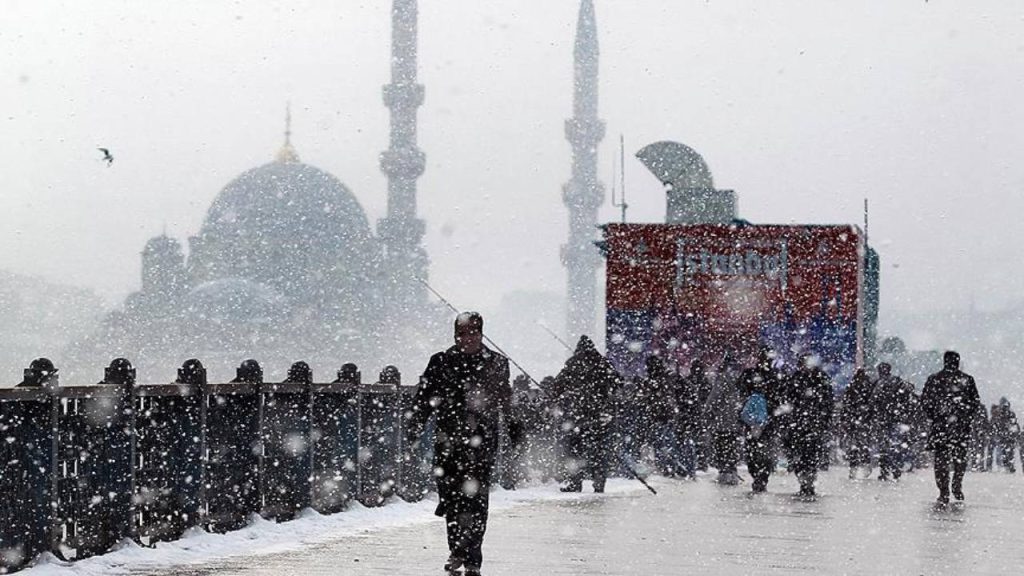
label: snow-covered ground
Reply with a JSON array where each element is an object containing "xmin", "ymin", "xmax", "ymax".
[
  {"xmin": 24, "ymin": 469, "xmax": 1024, "ymax": 575},
  {"xmin": 23, "ymin": 480, "xmax": 646, "ymax": 576}
]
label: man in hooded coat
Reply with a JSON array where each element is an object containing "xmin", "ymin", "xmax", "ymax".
[{"xmin": 551, "ymin": 335, "xmax": 620, "ymax": 492}]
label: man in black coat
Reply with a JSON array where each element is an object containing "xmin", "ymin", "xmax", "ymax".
[
  {"xmin": 920, "ymin": 351, "xmax": 982, "ymax": 504},
  {"xmin": 841, "ymin": 368, "xmax": 876, "ymax": 478},
  {"xmin": 782, "ymin": 354, "xmax": 834, "ymax": 497},
  {"xmin": 990, "ymin": 397, "xmax": 1020, "ymax": 472},
  {"xmin": 737, "ymin": 348, "xmax": 783, "ymax": 493},
  {"xmin": 405, "ymin": 312, "xmax": 518, "ymax": 576},
  {"xmin": 677, "ymin": 360, "xmax": 710, "ymax": 475},
  {"xmin": 870, "ymin": 363, "xmax": 915, "ymax": 481},
  {"xmin": 551, "ymin": 335, "xmax": 619, "ymax": 492}
]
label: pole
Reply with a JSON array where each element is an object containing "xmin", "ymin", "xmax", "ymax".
[
  {"xmin": 537, "ymin": 322, "xmax": 573, "ymax": 353},
  {"xmin": 618, "ymin": 456, "xmax": 657, "ymax": 495},
  {"xmin": 414, "ymin": 276, "xmax": 542, "ymax": 388}
]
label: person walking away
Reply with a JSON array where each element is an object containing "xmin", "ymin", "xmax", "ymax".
[
  {"xmin": 841, "ymin": 368, "xmax": 876, "ymax": 478},
  {"xmin": 920, "ymin": 351, "xmax": 982, "ymax": 505},
  {"xmin": 782, "ymin": 353, "xmax": 834, "ymax": 498},
  {"xmin": 737, "ymin": 348, "xmax": 783, "ymax": 493},
  {"xmin": 678, "ymin": 360, "xmax": 710, "ymax": 475},
  {"xmin": 704, "ymin": 354, "xmax": 744, "ymax": 485},
  {"xmin": 405, "ymin": 312, "xmax": 521, "ymax": 576},
  {"xmin": 551, "ymin": 335, "xmax": 619, "ymax": 492},
  {"xmin": 969, "ymin": 404, "xmax": 991, "ymax": 472},
  {"xmin": 991, "ymin": 397, "xmax": 1020, "ymax": 472},
  {"xmin": 870, "ymin": 363, "xmax": 915, "ymax": 481},
  {"xmin": 636, "ymin": 356, "xmax": 687, "ymax": 477}
]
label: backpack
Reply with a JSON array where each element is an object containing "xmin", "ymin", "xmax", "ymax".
[{"xmin": 741, "ymin": 392, "xmax": 769, "ymax": 428}]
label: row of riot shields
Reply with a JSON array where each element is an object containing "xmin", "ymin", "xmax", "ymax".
[{"xmin": 0, "ymin": 372, "xmax": 432, "ymax": 573}]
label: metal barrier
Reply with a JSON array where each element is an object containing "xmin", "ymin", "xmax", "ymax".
[
  {"xmin": 260, "ymin": 381, "xmax": 311, "ymax": 521},
  {"xmin": 357, "ymin": 383, "xmax": 400, "ymax": 506},
  {"xmin": 133, "ymin": 383, "xmax": 201, "ymax": 545},
  {"xmin": 52, "ymin": 385, "xmax": 133, "ymax": 561},
  {"xmin": 310, "ymin": 382, "xmax": 359, "ymax": 514},
  {"xmin": 202, "ymin": 382, "xmax": 261, "ymax": 533},
  {"xmin": 396, "ymin": 385, "xmax": 432, "ymax": 502},
  {"xmin": 0, "ymin": 388, "xmax": 54, "ymax": 573},
  {"xmin": 0, "ymin": 361, "xmax": 437, "ymax": 573}
]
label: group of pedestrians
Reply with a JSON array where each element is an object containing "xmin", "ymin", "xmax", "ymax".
[
  {"xmin": 496, "ymin": 342, "xmax": 1001, "ymax": 507},
  {"xmin": 401, "ymin": 313, "xmax": 1000, "ymax": 575}
]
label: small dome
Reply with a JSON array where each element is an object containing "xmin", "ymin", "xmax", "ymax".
[
  {"xmin": 636, "ymin": 141, "xmax": 714, "ymax": 190},
  {"xmin": 142, "ymin": 234, "xmax": 182, "ymax": 256}
]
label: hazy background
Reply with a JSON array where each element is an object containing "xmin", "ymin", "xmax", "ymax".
[{"xmin": 1, "ymin": 1, "xmax": 1022, "ymax": 395}]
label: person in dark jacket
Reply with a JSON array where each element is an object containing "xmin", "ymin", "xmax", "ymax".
[
  {"xmin": 870, "ymin": 363, "xmax": 915, "ymax": 481},
  {"xmin": 737, "ymin": 348, "xmax": 783, "ymax": 493},
  {"xmin": 781, "ymin": 353, "xmax": 834, "ymax": 497},
  {"xmin": 677, "ymin": 360, "xmax": 709, "ymax": 476},
  {"xmin": 990, "ymin": 397, "xmax": 1020, "ymax": 472},
  {"xmin": 969, "ymin": 404, "xmax": 991, "ymax": 471},
  {"xmin": 405, "ymin": 312, "xmax": 518, "ymax": 576},
  {"xmin": 920, "ymin": 351, "xmax": 982, "ymax": 504},
  {"xmin": 551, "ymin": 335, "xmax": 620, "ymax": 492},
  {"xmin": 704, "ymin": 354, "xmax": 744, "ymax": 484},
  {"xmin": 841, "ymin": 368, "xmax": 876, "ymax": 478}
]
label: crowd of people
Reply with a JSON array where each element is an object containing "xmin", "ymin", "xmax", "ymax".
[{"xmin": 499, "ymin": 338, "xmax": 1018, "ymax": 503}]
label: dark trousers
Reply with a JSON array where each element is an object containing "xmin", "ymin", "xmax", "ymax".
[
  {"xmin": 878, "ymin": 428, "xmax": 906, "ymax": 479},
  {"xmin": 932, "ymin": 442, "xmax": 968, "ymax": 498},
  {"xmin": 847, "ymin": 426, "xmax": 873, "ymax": 469},
  {"xmin": 437, "ymin": 473, "xmax": 490, "ymax": 569},
  {"xmin": 565, "ymin": 427, "xmax": 609, "ymax": 491},
  {"xmin": 713, "ymin": 430, "xmax": 740, "ymax": 474},
  {"xmin": 790, "ymin": 437, "xmax": 824, "ymax": 489},
  {"xmin": 745, "ymin": 431, "xmax": 774, "ymax": 490}
]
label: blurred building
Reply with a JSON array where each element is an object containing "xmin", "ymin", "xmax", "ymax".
[{"xmin": 68, "ymin": 1, "xmax": 444, "ymax": 382}]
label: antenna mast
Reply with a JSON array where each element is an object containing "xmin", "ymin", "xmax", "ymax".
[{"xmin": 611, "ymin": 134, "xmax": 628, "ymax": 223}]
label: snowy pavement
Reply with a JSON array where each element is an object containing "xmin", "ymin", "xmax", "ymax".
[{"xmin": 26, "ymin": 469, "xmax": 1024, "ymax": 575}]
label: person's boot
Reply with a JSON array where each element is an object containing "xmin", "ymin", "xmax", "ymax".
[
  {"xmin": 444, "ymin": 556, "xmax": 464, "ymax": 574},
  {"xmin": 560, "ymin": 481, "xmax": 582, "ymax": 493},
  {"xmin": 592, "ymin": 477, "xmax": 606, "ymax": 493},
  {"xmin": 464, "ymin": 567, "xmax": 482, "ymax": 576},
  {"xmin": 952, "ymin": 478, "xmax": 964, "ymax": 501}
]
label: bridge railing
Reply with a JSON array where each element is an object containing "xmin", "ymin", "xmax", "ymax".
[{"xmin": 0, "ymin": 362, "xmax": 432, "ymax": 574}]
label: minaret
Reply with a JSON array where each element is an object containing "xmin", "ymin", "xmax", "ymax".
[
  {"xmin": 379, "ymin": 0, "xmax": 428, "ymax": 319},
  {"xmin": 277, "ymin": 103, "xmax": 300, "ymax": 163},
  {"xmin": 563, "ymin": 0, "xmax": 605, "ymax": 342}
]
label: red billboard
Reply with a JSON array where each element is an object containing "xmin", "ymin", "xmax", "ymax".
[{"xmin": 603, "ymin": 223, "xmax": 864, "ymax": 380}]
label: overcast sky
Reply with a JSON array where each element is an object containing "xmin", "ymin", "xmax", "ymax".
[{"xmin": 2, "ymin": 0, "xmax": 1023, "ymax": 327}]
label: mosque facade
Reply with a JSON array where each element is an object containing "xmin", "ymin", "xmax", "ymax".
[{"xmin": 72, "ymin": 0, "xmax": 443, "ymax": 381}]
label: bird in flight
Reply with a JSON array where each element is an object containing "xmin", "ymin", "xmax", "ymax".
[{"xmin": 98, "ymin": 147, "xmax": 113, "ymax": 166}]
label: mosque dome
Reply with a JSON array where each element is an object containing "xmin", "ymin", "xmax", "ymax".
[{"xmin": 187, "ymin": 151, "xmax": 377, "ymax": 299}]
